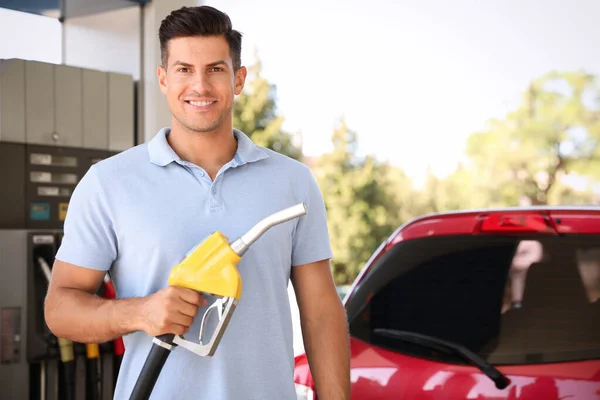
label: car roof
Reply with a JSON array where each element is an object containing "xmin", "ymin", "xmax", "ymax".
[
  {"xmin": 387, "ymin": 205, "xmax": 600, "ymax": 239},
  {"xmin": 402, "ymin": 205, "xmax": 600, "ymax": 224}
]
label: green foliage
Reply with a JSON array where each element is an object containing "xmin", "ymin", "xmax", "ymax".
[
  {"xmin": 420, "ymin": 168, "xmax": 476, "ymax": 212},
  {"xmin": 314, "ymin": 118, "xmax": 412, "ymax": 284},
  {"xmin": 465, "ymin": 71, "xmax": 600, "ymax": 205},
  {"xmin": 233, "ymin": 57, "xmax": 302, "ymax": 160}
]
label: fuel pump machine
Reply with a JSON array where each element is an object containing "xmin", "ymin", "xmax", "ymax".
[{"xmin": 0, "ymin": 58, "xmax": 135, "ymax": 400}]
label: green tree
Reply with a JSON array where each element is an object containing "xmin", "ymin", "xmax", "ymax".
[
  {"xmin": 383, "ymin": 164, "xmax": 429, "ymax": 223},
  {"xmin": 420, "ymin": 169, "xmax": 471, "ymax": 213},
  {"xmin": 465, "ymin": 71, "xmax": 600, "ymax": 206},
  {"xmin": 314, "ymin": 118, "xmax": 407, "ymax": 284},
  {"xmin": 419, "ymin": 166, "xmax": 490, "ymax": 213},
  {"xmin": 233, "ymin": 57, "xmax": 302, "ymax": 160}
]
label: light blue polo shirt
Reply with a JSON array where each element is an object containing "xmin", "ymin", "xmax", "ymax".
[{"xmin": 55, "ymin": 127, "xmax": 333, "ymax": 400}]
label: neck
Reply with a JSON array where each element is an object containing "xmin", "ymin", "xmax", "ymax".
[{"xmin": 167, "ymin": 120, "xmax": 238, "ymax": 180}]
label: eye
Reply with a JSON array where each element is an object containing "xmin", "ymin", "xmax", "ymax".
[
  {"xmin": 210, "ymin": 67, "xmax": 225, "ymax": 72},
  {"xmin": 177, "ymin": 67, "xmax": 190, "ymax": 73}
]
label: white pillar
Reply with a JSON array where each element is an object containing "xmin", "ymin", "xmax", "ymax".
[{"xmin": 61, "ymin": 0, "xmax": 202, "ymax": 145}]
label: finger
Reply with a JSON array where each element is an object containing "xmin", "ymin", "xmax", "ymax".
[
  {"xmin": 168, "ymin": 311, "xmax": 194, "ymax": 328},
  {"xmin": 177, "ymin": 301, "xmax": 200, "ymax": 318},
  {"xmin": 176, "ymin": 287, "xmax": 205, "ymax": 306}
]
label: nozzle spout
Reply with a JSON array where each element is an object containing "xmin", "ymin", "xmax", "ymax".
[{"xmin": 230, "ymin": 203, "xmax": 307, "ymax": 256}]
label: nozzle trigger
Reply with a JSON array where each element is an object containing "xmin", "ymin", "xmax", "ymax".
[
  {"xmin": 199, "ymin": 297, "xmax": 225, "ymax": 345},
  {"xmin": 172, "ymin": 296, "xmax": 238, "ymax": 358}
]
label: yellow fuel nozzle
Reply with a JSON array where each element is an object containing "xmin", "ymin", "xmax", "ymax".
[
  {"xmin": 168, "ymin": 231, "xmax": 243, "ymax": 299},
  {"xmin": 166, "ymin": 203, "xmax": 307, "ymax": 358}
]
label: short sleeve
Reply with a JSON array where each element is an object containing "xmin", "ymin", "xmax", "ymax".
[
  {"xmin": 291, "ymin": 170, "xmax": 334, "ymax": 266},
  {"xmin": 54, "ymin": 165, "xmax": 117, "ymax": 271}
]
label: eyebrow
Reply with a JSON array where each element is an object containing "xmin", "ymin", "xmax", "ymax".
[
  {"xmin": 171, "ymin": 60, "xmax": 228, "ymax": 68},
  {"xmin": 172, "ymin": 61, "xmax": 193, "ymax": 68},
  {"xmin": 207, "ymin": 60, "xmax": 228, "ymax": 68}
]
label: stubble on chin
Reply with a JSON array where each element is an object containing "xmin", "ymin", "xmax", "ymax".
[{"xmin": 174, "ymin": 108, "xmax": 231, "ymax": 134}]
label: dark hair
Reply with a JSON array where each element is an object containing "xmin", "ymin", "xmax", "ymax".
[{"xmin": 159, "ymin": 6, "xmax": 243, "ymax": 70}]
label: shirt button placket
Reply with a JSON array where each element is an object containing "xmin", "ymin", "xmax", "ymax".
[
  {"xmin": 196, "ymin": 170, "xmax": 205, "ymax": 185},
  {"xmin": 210, "ymin": 180, "xmax": 222, "ymax": 211}
]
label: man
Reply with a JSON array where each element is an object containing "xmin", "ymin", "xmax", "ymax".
[{"xmin": 44, "ymin": 5, "xmax": 350, "ymax": 400}]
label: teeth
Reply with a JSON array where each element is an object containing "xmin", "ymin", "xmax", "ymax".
[{"xmin": 189, "ymin": 100, "xmax": 214, "ymax": 107}]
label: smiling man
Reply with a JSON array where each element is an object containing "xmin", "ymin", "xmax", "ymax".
[{"xmin": 44, "ymin": 5, "xmax": 350, "ymax": 400}]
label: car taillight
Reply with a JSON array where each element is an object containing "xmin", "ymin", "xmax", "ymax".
[
  {"xmin": 295, "ymin": 383, "xmax": 315, "ymax": 400},
  {"xmin": 474, "ymin": 213, "xmax": 558, "ymax": 234}
]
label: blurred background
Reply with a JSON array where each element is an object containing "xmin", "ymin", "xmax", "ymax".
[
  {"xmin": 1, "ymin": 0, "xmax": 600, "ymax": 374},
  {"xmin": 2, "ymin": 0, "xmax": 599, "ymax": 287}
]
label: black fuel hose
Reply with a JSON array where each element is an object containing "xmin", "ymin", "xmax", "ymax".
[
  {"xmin": 85, "ymin": 344, "xmax": 101, "ymax": 400},
  {"xmin": 114, "ymin": 353, "xmax": 123, "ymax": 389},
  {"xmin": 57, "ymin": 337, "xmax": 76, "ymax": 400},
  {"xmin": 62, "ymin": 360, "xmax": 76, "ymax": 400},
  {"xmin": 38, "ymin": 256, "xmax": 77, "ymax": 400},
  {"xmin": 128, "ymin": 334, "xmax": 176, "ymax": 400}
]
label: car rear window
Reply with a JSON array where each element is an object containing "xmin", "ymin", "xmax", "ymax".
[{"xmin": 348, "ymin": 235, "xmax": 600, "ymax": 365}]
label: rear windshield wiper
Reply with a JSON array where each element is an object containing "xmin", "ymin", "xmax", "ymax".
[{"xmin": 373, "ymin": 329, "xmax": 511, "ymax": 390}]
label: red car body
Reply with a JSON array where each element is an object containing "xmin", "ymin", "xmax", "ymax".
[{"xmin": 294, "ymin": 207, "xmax": 600, "ymax": 399}]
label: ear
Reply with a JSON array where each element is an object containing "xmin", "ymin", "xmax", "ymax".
[
  {"xmin": 234, "ymin": 66, "xmax": 247, "ymax": 96},
  {"xmin": 158, "ymin": 65, "xmax": 168, "ymax": 95}
]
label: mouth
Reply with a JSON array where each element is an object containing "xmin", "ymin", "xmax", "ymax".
[{"xmin": 185, "ymin": 100, "xmax": 216, "ymax": 110}]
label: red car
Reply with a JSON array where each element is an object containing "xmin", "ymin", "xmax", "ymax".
[{"xmin": 294, "ymin": 207, "xmax": 600, "ymax": 399}]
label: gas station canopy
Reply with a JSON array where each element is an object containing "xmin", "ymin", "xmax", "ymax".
[{"xmin": 0, "ymin": 0, "xmax": 150, "ymax": 19}]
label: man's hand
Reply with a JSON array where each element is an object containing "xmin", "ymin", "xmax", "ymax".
[
  {"xmin": 45, "ymin": 261, "xmax": 208, "ymax": 344},
  {"xmin": 140, "ymin": 286, "xmax": 207, "ymax": 337}
]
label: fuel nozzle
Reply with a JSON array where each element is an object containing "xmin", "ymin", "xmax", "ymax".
[
  {"xmin": 130, "ymin": 203, "xmax": 308, "ymax": 400},
  {"xmin": 229, "ymin": 203, "xmax": 307, "ymax": 256},
  {"xmin": 164, "ymin": 202, "xmax": 307, "ymax": 358}
]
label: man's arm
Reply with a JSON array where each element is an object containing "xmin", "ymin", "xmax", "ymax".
[
  {"xmin": 44, "ymin": 260, "xmax": 144, "ymax": 343},
  {"xmin": 291, "ymin": 259, "xmax": 351, "ymax": 400},
  {"xmin": 45, "ymin": 260, "xmax": 205, "ymax": 344}
]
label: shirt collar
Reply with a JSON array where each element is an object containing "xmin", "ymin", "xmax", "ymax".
[
  {"xmin": 147, "ymin": 127, "xmax": 269, "ymax": 167},
  {"xmin": 232, "ymin": 128, "xmax": 269, "ymax": 166}
]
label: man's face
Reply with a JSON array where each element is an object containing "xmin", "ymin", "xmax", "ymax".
[{"xmin": 158, "ymin": 35, "xmax": 246, "ymax": 134}]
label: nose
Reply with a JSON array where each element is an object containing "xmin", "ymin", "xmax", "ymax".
[{"xmin": 190, "ymin": 71, "xmax": 213, "ymax": 93}]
